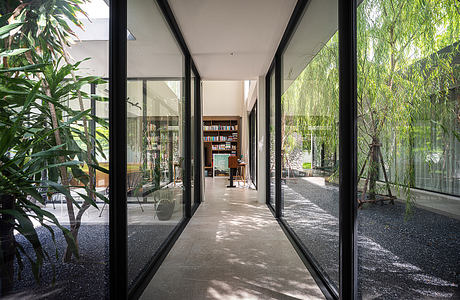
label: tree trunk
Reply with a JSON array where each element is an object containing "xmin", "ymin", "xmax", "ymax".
[
  {"xmin": 0, "ymin": 194, "xmax": 15, "ymax": 296},
  {"xmin": 58, "ymin": 38, "xmax": 97, "ymax": 262},
  {"xmin": 24, "ymin": 52, "xmax": 78, "ymax": 262},
  {"xmin": 368, "ymin": 137, "xmax": 380, "ymax": 200}
]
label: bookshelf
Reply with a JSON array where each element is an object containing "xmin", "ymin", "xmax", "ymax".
[{"xmin": 203, "ymin": 116, "xmax": 241, "ymax": 177}]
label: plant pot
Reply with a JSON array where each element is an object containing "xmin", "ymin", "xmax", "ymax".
[{"xmin": 156, "ymin": 199, "xmax": 175, "ymax": 220}]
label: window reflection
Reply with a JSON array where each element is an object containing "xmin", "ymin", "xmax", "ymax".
[{"xmin": 127, "ymin": 0, "xmax": 185, "ymax": 287}]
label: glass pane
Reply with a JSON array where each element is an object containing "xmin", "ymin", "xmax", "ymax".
[
  {"xmin": 127, "ymin": 0, "xmax": 185, "ymax": 287},
  {"xmin": 357, "ymin": 0, "xmax": 460, "ymax": 298},
  {"xmin": 269, "ymin": 71, "xmax": 276, "ymax": 207},
  {"xmin": 281, "ymin": 0, "xmax": 340, "ymax": 291},
  {"xmin": 1, "ymin": 0, "xmax": 110, "ymax": 298}
]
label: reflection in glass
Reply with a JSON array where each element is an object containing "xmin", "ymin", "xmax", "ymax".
[
  {"xmin": 280, "ymin": 0, "xmax": 340, "ymax": 290},
  {"xmin": 281, "ymin": 33, "xmax": 340, "ymax": 288},
  {"xmin": 127, "ymin": 0, "xmax": 185, "ymax": 287}
]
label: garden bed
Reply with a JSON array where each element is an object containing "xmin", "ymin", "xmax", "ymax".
[
  {"xmin": 8, "ymin": 223, "xmax": 176, "ymax": 299},
  {"xmin": 283, "ymin": 178, "xmax": 460, "ymax": 299}
]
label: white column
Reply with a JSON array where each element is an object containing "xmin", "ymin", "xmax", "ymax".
[{"xmin": 257, "ymin": 76, "xmax": 266, "ymax": 204}]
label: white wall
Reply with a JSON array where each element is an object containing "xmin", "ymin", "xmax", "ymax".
[
  {"xmin": 202, "ymin": 81, "xmax": 244, "ymax": 116},
  {"xmin": 202, "ymin": 80, "xmax": 250, "ymax": 181},
  {"xmin": 256, "ymin": 76, "xmax": 266, "ymax": 204}
]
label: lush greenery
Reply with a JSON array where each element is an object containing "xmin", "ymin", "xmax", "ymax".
[
  {"xmin": 0, "ymin": 0, "xmax": 107, "ymax": 294},
  {"xmin": 282, "ymin": 0, "xmax": 459, "ymax": 208}
]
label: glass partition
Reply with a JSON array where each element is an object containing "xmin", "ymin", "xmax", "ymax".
[
  {"xmin": 127, "ymin": 0, "xmax": 185, "ymax": 287},
  {"xmin": 281, "ymin": 0, "xmax": 340, "ymax": 291},
  {"xmin": 357, "ymin": 0, "xmax": 460, "ymax": 298}
]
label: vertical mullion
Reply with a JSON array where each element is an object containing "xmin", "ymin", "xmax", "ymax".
[
  {"xmin": 90, "ymin": 83, "xmax": 97, "ymax": 188},
  {"xmin": 338, "ymin": 0, "xmax": 357, "ymax": 299},
  {"xmin": 109, "ymin": 0, "xmax": 127, "ymax": 297},
  {"xmin": 254, "ymin": 103, "xmax": 259, "ymax": 190},
  {"xmin": 184, "ymin": 55, "xmax": 191, "ymax": 218},
  {"xmin": 142, "ymin": 80, "xmax": 147, "ymax": 174},
  {"xmin": 194, "ymin": 72, "xmax": 202, "ymax": 205},
  {"xmin": 265, "ymin": 71, "xmax": 271, "ymax": 207},
  {"xmin": 275, "ymin": 54, "xmax": 282, "ymax": 219}
]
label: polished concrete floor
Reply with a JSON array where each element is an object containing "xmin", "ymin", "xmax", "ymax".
[{"xmin": 140, "ymin": 177, "xmax": 324, "ymax": 300}]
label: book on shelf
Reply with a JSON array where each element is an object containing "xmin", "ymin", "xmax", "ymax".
[
  {"xmin": 203, "ymin": 124, "xmax": 239, "ymax": 131},
  {"xmin": 211, "ymin": 142, "xmax": 233, "ymax": 151},
  {"xmin": 204, "ymin": 136, "xmax": 237, "ymax": 142}
]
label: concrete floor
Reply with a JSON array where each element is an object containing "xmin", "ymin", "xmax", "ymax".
[{"xmin": 140, "ymin": 177, "xmax": 324, "ymax": 300}]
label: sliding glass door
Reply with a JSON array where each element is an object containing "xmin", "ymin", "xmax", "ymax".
[
  {"xmin": 267, "ymin": 0, "xmax": 459, "ymax": 299},
  {"xmin": 126, "ymin": 0, "xmax": 186, "ymax": 289}
]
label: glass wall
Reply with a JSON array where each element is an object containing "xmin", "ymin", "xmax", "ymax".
[
  {"xmin": 269, "ymin": 71, "xmax": 276, "ymax": 208},
  {"xmin": 0, "ymin": 0, "xmax": 110, "ymax": 298},
  {"xmin": 267, "ymin": 0, "xmax": 459, "ymax": 299},
  {"xmin": 127, "ymin": 0, "xmax": 185, "ymax": 288},
  {"xmin": 280, "ymin": 0, "xmax": 340, "ymax": 290},
  {"xmin": 357, "ymin": 0, "xmax": 460, "ymax": 298}
]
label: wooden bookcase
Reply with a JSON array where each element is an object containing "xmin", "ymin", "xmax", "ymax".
[{"xmin": 203, "ymin": 116, "xmax": 241, "ymax": 177}]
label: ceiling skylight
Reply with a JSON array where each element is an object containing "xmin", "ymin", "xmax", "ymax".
[{"xmin": 69, "ymin": 0, "xmax": 134, "ymax": 41}]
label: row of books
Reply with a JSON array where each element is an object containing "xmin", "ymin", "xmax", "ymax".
[
  {"xmin": 204, "ymin": 135, "xmax": 238, "ymax": 142},
  {"xmin": 212, "ymin": 143, "xmax": 237, "ymax": 151},
  {"xmin": 203, "ymin": 125, "xmax": 238, "ymax": 131}
]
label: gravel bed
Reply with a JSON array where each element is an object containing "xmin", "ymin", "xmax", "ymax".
[
  {"xmin": 7, "ymin": 223, "xmax": 176, "ymax": 299},
  {"xmin": 283, "ymin": 178, "xmax": 460, "ymax": 299},
  {"xmin": 127, "ymin": 224, "xmax": 177, "ymax": 286}
]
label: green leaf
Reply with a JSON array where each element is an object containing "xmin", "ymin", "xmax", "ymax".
[
  {"xmin": 0, "ymin": 48, "xmax": 30, "ymax": 57},
  {"xmin": 70, "ymin": 165, "xmax": 89, "ymax": 185},
  {"xmin": 76, "ymin": 192, "xmax": 98, "ymax": 209},
  {"xmin": 88, "ymin": 163, "xmax": 109, "ymax": 174},
  {"xmin": 31, "ymin": 148, "xmax": 80, "ymax": 158},
  {"xmin": 0, "ymin": 64, "xmax": 47, "ymax": 73},
  {"xmin": 42, "ymin": 181, "xmax": 81, "ymax": 210},
  {"xmin": 0, "ymin": 23, "xmax": 23, "ymax": 39}
]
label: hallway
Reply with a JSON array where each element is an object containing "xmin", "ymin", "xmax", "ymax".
[{"xmin": 140, "ymin": 178, "xmax": 324, "ymax": 299}]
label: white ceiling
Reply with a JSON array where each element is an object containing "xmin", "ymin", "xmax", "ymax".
[
  {"xmin": 168, "ymin": 0, "xmax": 297, "ymax": 80},
  {"xmin": 68, "ymin": 0, "xmax": 338, "ymax": 83}
]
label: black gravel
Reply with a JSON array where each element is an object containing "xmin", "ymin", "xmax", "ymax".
[
  {"xmin": 9, "ymin": 225, "xmax": 109, "ymax": 300},
  {"xmin": 127, "ymin": 224, "xmax": 176, "ymax": 286},
  {"xmin": 7, "ymin": 223, "xmax": 176, "ymax": 299},
  {"xmin": 283, "ymin": 178, "xmax": 460, "ymax": 299}
]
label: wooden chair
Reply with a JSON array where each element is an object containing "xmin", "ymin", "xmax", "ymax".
[{"xmin": 98, "ymin": 171, "xmax": 145, "ymax": 217}]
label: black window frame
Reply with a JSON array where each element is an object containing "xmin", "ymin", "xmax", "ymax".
[
  {"xmin": 109, "ymin": 0, "xmax": 202, "ymax": 298},
  {"xmin": 249, "ymin": 101, "xmax": 258, "ymax": 188}
]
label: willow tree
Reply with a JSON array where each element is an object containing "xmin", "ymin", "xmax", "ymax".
[
  {"xmin": 281, "ymin": 0, "xmax": 459, "ymax": 211},
  {"xmin": 356, "ymin": 0, "xmax": 459, "ymax": 209},
  {"xmin": 281, "ymin": 34, "xmax": 339, "ymax": 177}
]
